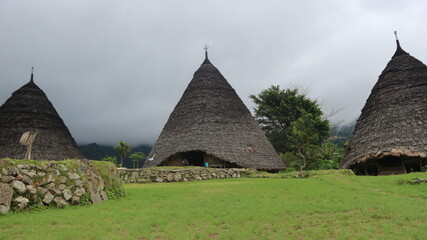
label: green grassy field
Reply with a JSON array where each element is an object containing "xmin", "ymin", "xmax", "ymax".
[{"xmin": 1, "ymin": 172, "xmax": 427, "ymax": 240}]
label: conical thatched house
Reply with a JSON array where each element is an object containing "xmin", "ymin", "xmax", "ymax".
[
  {"xmin": 341, "ymin": 35, "xmax": 427, "ymax": 175},
  {"xmin": 144, "ymin": 52, "xmax": 285, "ymax": 171},
  {"xmin": 0, "ymin": 70, "xmax": 84, "ymax": 160}
]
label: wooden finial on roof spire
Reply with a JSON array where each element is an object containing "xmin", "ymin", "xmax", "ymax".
[
  {"xmin": 393, "ymin": 30, "xmax": 408, "ymax": 57},
  {"xmin": 30, "ymin": 67, "xmax": 34, "ymax": 82},
  {"xmin": 203, "ymin": 44, "xmax": 209, "ymax": 58},
  {"xmin": 202, "ymin": 44, "xmax": 211, "ymax": 65}
]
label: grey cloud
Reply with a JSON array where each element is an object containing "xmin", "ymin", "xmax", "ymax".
[{"xmin": 1, "ymin": 0, "xmax": 427, "ymax": 145}]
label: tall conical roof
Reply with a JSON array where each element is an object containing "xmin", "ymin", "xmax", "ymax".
[
  {"xmin": 144, "ymin": 53, "xmax": 285, "ymax": 170},
  {"xmin": 341, "ymin": 38, "xmax": 427, "ymax": 169},
  {"xmin": 0, "ymin": 71, "xmax": 84, "ymax": 160}
]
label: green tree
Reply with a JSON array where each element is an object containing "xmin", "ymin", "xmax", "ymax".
[
  {"xmin": 310, "ymin": 142, "xmax": 345, "ymax": 169},
  {"xmin": 129, "ymin": 152, "xmax": 146, "ymax": 169},
  {"xmin": 289, "ymin": 112, "xmax": 329, "ymax": 170},
  {"xmin": 251, "ymin": 86, "xmax": 331, "ymax": 171},
  {"xmin": 250, "ymin": 86, "xmax": 328, "ymax": 153},
  {"xmin": 101, "ymin": 155, "xmax": 117, "ymax": 166},
  {"xmin": 115, "ymin": 141, "xmax": 131, "ymax": 167},
  {"xmin": 280, "ymin": 142, "xmax": 344, "ymax": 171}
]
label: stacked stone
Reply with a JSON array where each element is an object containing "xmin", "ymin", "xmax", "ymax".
[
  {"xmin": 410, "ymin": 178, "xmax": 427, "ymax": 185},
  {"xmin": 0, "ymin": 160, "xmax": 109, "ymax": 214},
  {"xmin": 119, "ymin": 167, "xmax": 246, "ymax": 183}
]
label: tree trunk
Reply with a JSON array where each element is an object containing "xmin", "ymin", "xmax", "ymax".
[{"xmin": 296, "ymin": 148, "xmax": 307, "ymax": 171}]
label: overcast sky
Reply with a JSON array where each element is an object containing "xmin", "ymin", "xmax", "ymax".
[{"xmin": 1, "ymin": 0, "xmax": 427, "ymax": 145}]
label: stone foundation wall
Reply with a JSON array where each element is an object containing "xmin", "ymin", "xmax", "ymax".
[
  {"xmin": 118, "ymin": 167, "xmax": 247, "ymax": 183},
  {"xmin": 0, "ymin": 159, "xmax": 124, "ymax": 214}
]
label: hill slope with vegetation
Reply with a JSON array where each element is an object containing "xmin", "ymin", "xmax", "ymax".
[{"xmin": 79, "ymin": 143, "xmax": 151, "ymax": 168}]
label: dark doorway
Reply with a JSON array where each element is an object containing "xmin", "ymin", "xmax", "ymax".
[
  {"xmin": 182, "ymin": 151, "xmax": 204, "ymax": 166},
  {"xmin": 351, "ymin": 161, "xmax": 378, "ymax": 176},
  {"xmin": 404, "ymin": 158, "xmax": 425, "ymax": 173},
  {"xmin": 350, "ymin": 157, "xmax": 426, "ymax": 176},
  {"xmin": 377, "ymin": 156, "xmax": 406, "ymax": 175},
  {"xmin": 163, "ymin": 151, "xmax": 241, "ymax": 168}
]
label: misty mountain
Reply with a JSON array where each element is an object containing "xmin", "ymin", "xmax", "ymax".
[
  {"xmin": 79, "ymin": 143, "xmax": 152, "ymax": 168},
  {"xmin": 330, "ymin": 121, "xmax": 356, "ymax": 147}
]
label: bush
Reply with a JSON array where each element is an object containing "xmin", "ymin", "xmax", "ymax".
[
  {"xmin": 101, "ymin": 156, "xmax": 117, "ymax": 166},
  {"xmin": 280, "ymin": 142, "xmax": 344, "ymax": 170}
]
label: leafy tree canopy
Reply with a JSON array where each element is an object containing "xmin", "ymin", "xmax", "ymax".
[
  {"xmin": 289, "ymin": 112, "xmax": 330, "ymax": 170},
  {"xmin": 280, "ymin": 142, "xmax": 345, "ymax": 171},
  {"xmin": 250, "ymin": 86, "xmax": 329, "ymax": 154},
  {"xmin": 129, "ymin": 152, "xmax": 147, "ymax": 169}
]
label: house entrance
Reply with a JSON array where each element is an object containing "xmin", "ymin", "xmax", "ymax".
[
  {"xmin": 162, "ymin": 151, "xmax": 238, "ymax": 168},
  {"xmin": 350, "ymin": 160, "xmax": 378, "ymax": 176},
  {"xmin": 403, "ymin": 158, "xmax": 425, "ymax": 173},
  {"xmin": 377, "ymin": 156, "xmax": 406, "ymax": 175},
  {"xmin": 181, "ymin": 151, "xmax": 205, "ymax": 166},
  {"xmin": 351, "ymin": 157, "xmax": 426, "ymax": 176},
  {"xmin": 162, "ymin": 151, "xmax": 205, "ymax": 166}
]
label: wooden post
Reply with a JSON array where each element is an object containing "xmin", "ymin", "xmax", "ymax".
[
  {"xmin": 401, "ymin": 158, "xmax": 407, "ymax": 174},
  {"xmin": 27, "ymin": 144, "xmax": 32, "ymax": 160},
  {"xmin": 363, "ymin": 162, "xmax": 368, "ymax": 176},
  {"xmin": 375, "ymin": 161, "xmax": 380, "ymax": 176},
  {"xmin": 420, "ymin": 159, "xmax": 424, "ymax": 172}
]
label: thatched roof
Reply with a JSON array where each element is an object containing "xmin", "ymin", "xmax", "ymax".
[
  {"xmin": 0, "ymin": 72, "xmax": 84, "ymax": 160},
  {"xmin": 341, "ymin": 39, "xmax": 427, "ymax": 169},
  {"xmin": 144, "ymin": 53, "xmax": 285, "ymax": 171}
]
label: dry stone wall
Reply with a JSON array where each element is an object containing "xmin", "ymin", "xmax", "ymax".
[
  {"xmin": 0, "ymin": 159, "xmax": 124, "ymax": 214},
  {"xmin": 119, "ymin": 167, "xmax": 247, "ymax": 183}
]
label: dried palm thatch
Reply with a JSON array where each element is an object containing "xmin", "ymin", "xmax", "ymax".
[
  {"xmin": 19, "ymin": 131, "xmax": 37, "ymax": 159},
  {"xmin": 144, "ymin": 53, "xmax": 285, "ymax": 171},
  {"xmin": 0, "ymin": 72, "xmax": 84, "ymax": 160},
  {"xmin": 341, "ymin": 37, "xmax": 427, "ymax": 175}
]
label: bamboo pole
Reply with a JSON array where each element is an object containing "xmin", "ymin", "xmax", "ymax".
[{"xmin": 401, "ymin": 158, "xmax": 407, "ymax": 174}]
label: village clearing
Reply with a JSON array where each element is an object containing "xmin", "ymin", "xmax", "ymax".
[{"xmin": 1, "ymin": 171, "xmax": 426, "ymax": 240}]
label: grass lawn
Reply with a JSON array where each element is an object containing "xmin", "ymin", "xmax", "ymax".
[{"xmin": 1, "ymin": 172, "xmax": 427, "ymax": 239}]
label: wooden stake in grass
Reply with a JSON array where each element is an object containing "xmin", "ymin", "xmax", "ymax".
[{"xmin": 19, "ymin": 131, "xmax": 37, "ymax": 159}]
